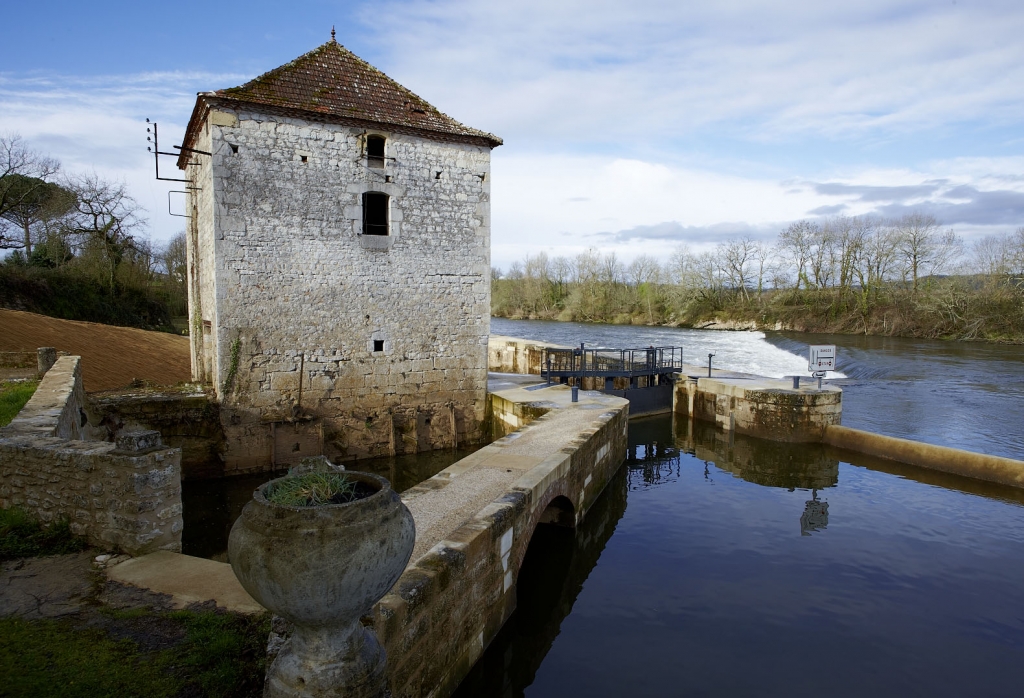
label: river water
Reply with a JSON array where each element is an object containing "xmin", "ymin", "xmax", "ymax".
[
  {"xmin": 463, "ymin": 318, "xmax": 1024, "ymax": 696},
  {"xmin": 490, "ymin": 318, "xmax": 1024, "ymax": 461},
  {"xmin": 455, "ymin": 413, "xmax": 1024, "ymax": 698}
]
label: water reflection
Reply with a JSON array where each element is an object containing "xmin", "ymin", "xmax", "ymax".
[
  {"xmin": 457, "ymin": 413, "xmax": 1024, "ymax": 698},
  {"xmin": 674, "ymin": 416, "xmax": 839, "ymax": 492},
  {"xmin": 453, "ymin": 467, "xmax": 629, "ymax": 698},
  {"xmin": 800, "ymin": 491, "xmax": 829, "ymax": 536}
]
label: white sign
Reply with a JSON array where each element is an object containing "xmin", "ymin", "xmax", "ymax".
[{"xmin": 808, "ymin": 345, "xmax": 836, "ymax": 372}]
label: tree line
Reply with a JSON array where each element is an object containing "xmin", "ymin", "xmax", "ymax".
[
  {"xmin": 0, "ymin": 134, "xmax": 187, "ymax": 330},
  {"xmin": 492, "ymin": 214, "xmax": 1024, "ymax": 341}
]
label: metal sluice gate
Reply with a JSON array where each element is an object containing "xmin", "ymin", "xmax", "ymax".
[{"xmin": 541, "ymin": 345, "xmax": 684, "ymax": 416}]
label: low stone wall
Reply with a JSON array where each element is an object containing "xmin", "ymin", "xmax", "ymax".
[
  {"xmin": 0, "ymin": 351, "xmax": 36, "ymax": 369},
  {"xmin": 4, "ymin": 355, "xmax": 87, "ymax": 440},
  {"xmin": 0, "ymin": 355, "xmax": 183, "ymax": 555},
  {"xmin": 87, "ymin": 386, "xmax": 224, "ymax": 479},
  {"xmin": 824, "ymin": 425, "xmax": 1024, "ymax": 489},
  {"xmin": 675, "ymin": 375, "xmax": 842, "ymax": 443},
  {"xmin": 371, "ymin": 385, "xmax": 629, "ymax": 697},
  {"xmin": 487, "ymin": 335, "xmax": 568, "ymax": 375}
]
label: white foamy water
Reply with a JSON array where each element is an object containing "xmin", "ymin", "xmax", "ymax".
[{"xmin": 491, "ymin": 319, "xmax": 846, "ymax": 379}]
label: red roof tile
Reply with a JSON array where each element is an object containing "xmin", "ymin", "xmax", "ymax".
[{"xmin": 180, "ymin": 39, "xmax": 500, "ymax": 164}]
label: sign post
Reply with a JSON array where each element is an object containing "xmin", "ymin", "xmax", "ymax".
[{"xmin": 808, "ymin": 345, "xmax": 836, "ymax": 389}]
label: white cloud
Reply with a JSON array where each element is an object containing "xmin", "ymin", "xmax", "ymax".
[
  {"xmin": 0, "ymin": 72, "xmax": 244, "ymax": 245},
  {"xmin": 3, "ymin": 0, "xmax": 1023, "ymax": 262}
]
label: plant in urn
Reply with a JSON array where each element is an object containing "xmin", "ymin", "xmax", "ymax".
[{"xmin": 229, "ymin": 458, "xmax": 415, "ymax": 697}]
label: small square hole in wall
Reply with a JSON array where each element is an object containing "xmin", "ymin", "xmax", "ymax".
[
  {"xmin": 229, "ymin": 144, "xmax": 238, "ymax": 154},
  {"xmin": 373, "ymin": 340, "xmax": 384, "ymax": 352},
  {"xmin": 300, "ymin": 155, "xmax": 307, "ymax": 163}
]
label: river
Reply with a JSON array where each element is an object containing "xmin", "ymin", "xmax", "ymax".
[
  {"xmin": 490, "ymin": 317, "xmax": 1024, "ymax": 461},
  {"xmin": 455, "ymin": 412, "xmax": 1024, "ymax": 698}
]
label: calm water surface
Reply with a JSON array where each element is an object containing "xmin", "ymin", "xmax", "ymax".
[
  {"xmin": 456, "ymin": 414, "xmax": 1024, "ymax": 697},
  {"xmin": 491, "ymin": 318, "xmax": 1024, "ymax": 460}
]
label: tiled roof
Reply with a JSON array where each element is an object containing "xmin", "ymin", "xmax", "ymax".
[{"xmin": 211, "ymin": 39, "xmax": 500, "ymax": 147}]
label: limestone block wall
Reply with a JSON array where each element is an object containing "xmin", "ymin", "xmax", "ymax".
[
  {"xmin": 487, "ymin": 336, "xmax": 568, "ymax": 375},
  {"xmin": 676, "ymin": 376, "xmax": 842, "ymax": 443},
  {"xmin": 185, "ymin": 108, "xmax": 492, "ymax": 471},
  {"xmin": 372, "ymin": 391, "xmax": 629, "ymax": 697},
  {"xmin": 0, "ymin": 356, "xmax": 183, "ymax": 555}
]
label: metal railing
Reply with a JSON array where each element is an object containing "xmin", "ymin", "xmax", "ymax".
[{"xmin": 541, "ymin": 345, "xmax": 683, "ymax": 379}]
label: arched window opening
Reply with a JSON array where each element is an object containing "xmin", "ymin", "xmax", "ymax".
[
  {"xmin": 362, "ymin": 192, "xmax": 389, "ymax": 236},
  {"xmin": 367, "ymin": 135, "xmax": 386, "ymax": 169}
]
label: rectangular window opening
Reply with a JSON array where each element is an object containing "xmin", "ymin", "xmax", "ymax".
[
  {"xmin": 300, "ymin": 155, "xmax": 308, "ymax": 163},
  {"xmin": 367, "ymin": 135, "xmax": 385, "ymax": 169},
  {"xmin": 373, "ymin": 340, "xmax": 384, "ymax": 352},
  {"xmin": 229, "ymin": 144, "xmax": 238, "ymax": 154},
  {"xmin": 362, "ymin": 192, "xmax": 389, "ymax": 236}
]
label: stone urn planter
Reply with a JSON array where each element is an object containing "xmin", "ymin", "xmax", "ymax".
[{"xmin": 228, "ymin": 468, "xmax": 415, "ymax": 698}]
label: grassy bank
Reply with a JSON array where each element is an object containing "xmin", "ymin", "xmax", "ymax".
[
  {"xmin": 0, "ymin": 379, "xmax": 38, "ymax": 426},
  {"xmin": 0, "ymin": 508, "xmax": 86, "ymax": 561},
  {"xmin": 492, "ymin": 277, "xmax": 1024, "ymax": 343},
  {"xmin": 0, "ymin": 609, "xmax": 270, "ymax": 698}
]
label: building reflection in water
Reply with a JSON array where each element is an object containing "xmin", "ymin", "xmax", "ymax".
[{"xmin": 800, "ymin": 490, "xmax": 829, "ymax": 536}]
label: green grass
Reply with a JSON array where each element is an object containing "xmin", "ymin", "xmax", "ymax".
[
  {"xmin": 0, "ymin": 379, "xmax": 38, "ymax": 427},
  {"xmin": 0, "ymin": 617, "xmax": 177, "ymax": 698},
  {"xmin": 265, "ymin": 471, "xmax": 356, "ymax": 506},
  {"xmin": 0, "ymin": 609, "xmax": 271, "ymax": 698},
  {"xmin": 0, "ymin": 508, "xmax": 87, "ymax": 561}
]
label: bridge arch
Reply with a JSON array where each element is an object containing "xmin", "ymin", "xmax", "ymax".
[{"xmin": 538, "ymin": 495, "xmax": 576, "ymax": 528}]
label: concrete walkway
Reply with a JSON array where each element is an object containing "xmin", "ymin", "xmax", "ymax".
[
  {"xmin": 105, "ymin": 550, "xmax": 264, "ymax": 614},
  {"xmin": 403, "ymin": 382, "xmax": 625, "ymax": 562}
]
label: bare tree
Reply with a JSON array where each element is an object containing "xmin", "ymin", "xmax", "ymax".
[
  {"xmin": 0, "ymin": 134, "xmax": 62, "ymax": 252},
  {"xmin": 893, "ymin": 213, "xmax": 962, "ymax": 291},
  {"xmin": 719, "ymin": 237, "xmax": 756, "ymax": 302},
  {"xmin": 778, "ymin": 221, "xmax": 818, "ymax": 290},
  {"xmin": 60, "ymin": 173, "xmax": 147, "ymax": 293}
]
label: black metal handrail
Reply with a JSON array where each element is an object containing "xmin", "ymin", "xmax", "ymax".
[{"xmin": 541, "ymin": 345, "xmax": 683, "ymax": 379}]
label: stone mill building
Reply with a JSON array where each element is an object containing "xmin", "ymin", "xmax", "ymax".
[{"xmin": 177, "ymin": 35, "xmax": 502, "ymax": 471}]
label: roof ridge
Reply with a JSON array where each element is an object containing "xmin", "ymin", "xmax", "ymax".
[{"xmin": 209, "ymin": 41, "xmax": 500, "ymax": 147}]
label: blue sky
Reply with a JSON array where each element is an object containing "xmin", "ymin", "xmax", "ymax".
[{"xmin": 2, "ymin": 0, "xmax": 1023, "ymax": 268}]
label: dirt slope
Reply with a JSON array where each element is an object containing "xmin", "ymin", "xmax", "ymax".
[{"xmin": 0, "ymin": 309, "xmax": 191, "ymax": 392}]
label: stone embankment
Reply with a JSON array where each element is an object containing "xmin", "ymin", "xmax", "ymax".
[{"xmin": 0, "ymin": 355, "xmax": 184, "ymax": 555}]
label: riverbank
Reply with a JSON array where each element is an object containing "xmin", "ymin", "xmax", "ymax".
[{"xmin": 492, "ymin": 280, "xmax": 1024, "ymax": 344}]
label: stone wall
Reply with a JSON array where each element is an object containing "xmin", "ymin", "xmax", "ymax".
[
  {"xmin": 87, "ymin": 386, "xmax": 224, "ymax": 480},
  {"xmin": 676, "ymin": 375, "xmax": 842, "ymax": 442},
  {"xmin": 185, "ymin": 108, "xmax": 492, "ymax": 472},
  {"xmin": 487, "ymin": 335, "xmax": 568, "ymax": 375},
  {"xmin": 372, "ymin": 388, "xmax": 629, "ymax": 697},
  {"xmin": 5, "ymin": 355, "xmax": 87, "ymax": 440},
  {"xmin": 0, "ymin": 356, "xmax": 183, "ymax": 555}
]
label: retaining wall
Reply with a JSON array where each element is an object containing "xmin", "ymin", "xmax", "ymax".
[
  {"xmin": 87, "ymin": 387, "xmax": 224, "ymax": 479},
  {"xmin": 0, "ymin": 356, "xmax": 183, "ymax": 555},
  {"xmin": 487, "ymin": 335, "xmax": 567, "ymax": 375}
]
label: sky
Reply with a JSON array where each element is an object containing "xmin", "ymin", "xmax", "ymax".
[{"xmin": 2, "ymin": 0, "xmax": 1023, "ymax": 269}]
